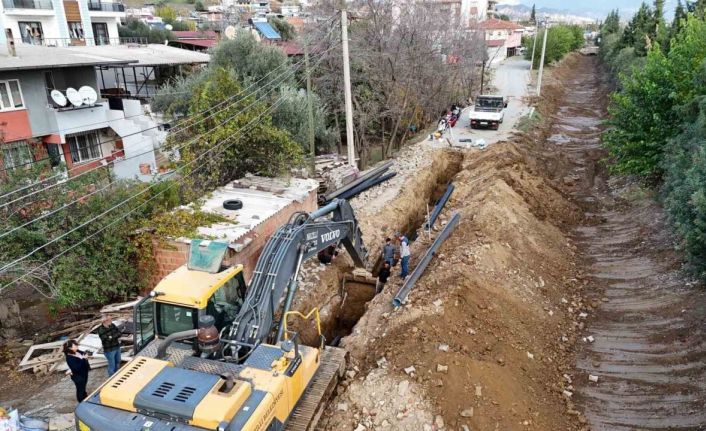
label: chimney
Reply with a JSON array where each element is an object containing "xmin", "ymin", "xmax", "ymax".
[{"xmin": 5, "ymin": 29, "xmax": 16, "ymax": 57}]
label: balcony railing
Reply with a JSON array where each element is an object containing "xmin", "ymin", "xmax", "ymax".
[
  {"xmin": 14, "ymin": 36, "xmax": 147, "ymax": 47},
  {"xmin": 87, "ymin": 1, "xmax": 124, "ymax": 11},
  {"xmin": 2, "ymin": 0, "xmax": 52, "ymax": 9}
]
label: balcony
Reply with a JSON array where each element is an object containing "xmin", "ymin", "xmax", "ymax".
[
  {"xmin": 2, "ymin": 0, "xmax": 52, "ymax": 9},
  {"xmin": 87, "ymin": 1, "xmax": 124, "ymax": 12}
]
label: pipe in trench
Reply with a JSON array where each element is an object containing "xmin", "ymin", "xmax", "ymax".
[{"xmin": 392, "ymin": 212, "xmax": 462, "ymax": 308}]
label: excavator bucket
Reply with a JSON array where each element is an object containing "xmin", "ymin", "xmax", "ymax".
[{"xmin": 285, "ymin": 346, "xmax": 347, "ymax": 431}]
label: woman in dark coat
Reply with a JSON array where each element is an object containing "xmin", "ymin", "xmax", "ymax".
[{"xmin": 63, "ymin": 339, "xmax": 90, "ymax": 402}]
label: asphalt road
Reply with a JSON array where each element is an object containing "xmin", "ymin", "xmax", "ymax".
[{"xmin": 449, "ymin": 57, "xmax": 531, "ymax": 147}]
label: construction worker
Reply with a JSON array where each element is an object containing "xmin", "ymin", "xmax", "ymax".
[
  {"xmin": 376, "ymin": 261, "xmax": 392, "ymax": 294},
  {"xmin": 317, "ymin": 244, "xmax": 338, "ymax": 265},
  {"xmin": 382, "ymin": 237, "xmax": 395, "ymax": 266},
  {"xmin": 97, "ymin": 315, "xmax": 122, "ymax": 377},
  {"xmin": 397, "ymin": 233, "xmax": 411, "ymax": 279}
]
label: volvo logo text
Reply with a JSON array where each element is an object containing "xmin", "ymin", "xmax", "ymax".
[{"xmin": 321, "ymin": 230, "xmax": 341, "ymax": 242}]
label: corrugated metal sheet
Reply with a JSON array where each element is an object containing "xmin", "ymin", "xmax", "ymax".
[{"xmin": 253, "ymin": 22, "xmax": 282, "ymax": 40}]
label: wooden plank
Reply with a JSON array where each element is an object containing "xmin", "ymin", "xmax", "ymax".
[{"xmin": 63, "ymin": 1, "xmax": 81, "ymax": 21}]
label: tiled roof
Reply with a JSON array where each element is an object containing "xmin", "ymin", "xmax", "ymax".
[{"xmin": 479, "ymin": 18, "xmax": 524, "ymax": 31}]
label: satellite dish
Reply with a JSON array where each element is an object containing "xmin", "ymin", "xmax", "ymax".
[
  {"xmin": 78, "ymin": 86, "xmax": 98, "ymax": 105},
  {"xmin": 165, "ymin": 24, "xmax": 173, "ymax": 31},
  {"xmin": 224, "ymin": 25, "xmax": 236, "ymax": 40},
  {"xmin": 66, "ymin": 87, "xmax": 83, "ymax": 107},
  {"xmin": 50, "ymin": 89, "xmax": 67, "ymax": 107}
]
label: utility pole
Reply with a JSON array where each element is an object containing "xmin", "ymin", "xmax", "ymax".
[
  {"xmin": 536, "ymin": 21, "xmax": 549, "ymax": 97},
  {"xmin": 304, "ymin": 38, "xmax": 315, "ymax": 176},
  {"xmin": 529, "ymin": 24, "xmax": 538, "ymax": 72},
  {"xmin": 341, "ymin": 9, "xmax": 356, "ymax": 168},
  {"xmin": 480, "ymin": 60, "xmax": 486, "ymax": 93}
]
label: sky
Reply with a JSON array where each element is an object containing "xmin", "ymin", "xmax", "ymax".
[{"xmin": 500, "ymin": 0, "xmax": 675, "ymax": 18}]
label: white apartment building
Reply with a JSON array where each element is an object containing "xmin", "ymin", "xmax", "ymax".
[{"xmin": 0, "ymin": 0, "xmax": 125, "ymax": 48}]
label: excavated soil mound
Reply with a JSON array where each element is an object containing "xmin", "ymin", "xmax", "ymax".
[{"xmin": 323, "ymin": 140, "xmax": 588, "ymax": 431}]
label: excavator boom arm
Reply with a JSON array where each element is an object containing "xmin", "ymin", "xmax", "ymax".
[{"xmin": 228, "ymin": 199, "xmax": 367, "ymax": 348}]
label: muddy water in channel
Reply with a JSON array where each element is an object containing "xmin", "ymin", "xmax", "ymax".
[{"xmin": 547, "ymin": 57, "xmax": 706, "ymax": 430}]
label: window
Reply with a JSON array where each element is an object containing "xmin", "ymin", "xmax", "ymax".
[
  {"xmin": 2, "ymin": 140, "xmax": 32, "ymax": 170},
  {"xmin": 0, "ymin": 80, "xmax": 25, "ymax": 111},
  {"xmin": 18, "ymin": 21, "xmax": 43, "ymax": 45},
  {"xmin": 67, "ymin": 131, "xmax": 102, "ymax": 163},
  {"xmin": 68, "ymin": 22, "xmax": 84, "ymax": 40},
  {"xmin": 92, "ymin": 23, "xmax": 109, "ymax": 45},
  {"xmin": 206, "ymin": 273, "xmax": 246, "ymax": 331},
  {"xmin": 157, "ymin": 303, "xmax": 198, "ymax": 336}
]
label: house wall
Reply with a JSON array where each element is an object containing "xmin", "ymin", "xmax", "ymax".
[
  {"xmin": 0, "ymin": 110, "xmax": 33, "ymax": 144},
  {"xmin": 149, "ymin": 188, "xmax": 318, "ymax": 288},
  {"xmin": 485, "ymin": 28, "xmax": 509, "ymax": 41},
  {"xmin": 0, "ymin": 70, "xmax": 55, "ymax": 140},
  {"xmin": 487, "ymin": 45, "xmax": 507, "ymax": 64},
  {"xmin": 506, "ymin": 30, "xmax": 522, "ymax": 48},
  {"xmin": 1, "ymin": 14, "xmax": 63, "ymax": 44}
]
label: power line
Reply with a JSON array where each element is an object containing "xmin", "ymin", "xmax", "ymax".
[
  {"xmin": 0, "ymin": 78, "xmax": 304, "ymax": 295},
  {"xmin": 0, "ymin": 27, "xmax": 335, "ymax": 204},
  {"xmin": 0, "ymin": 48, "xmax": 336, "ymax": 286},
  {"xmin": 0, "ymin": 62, "xmax": 304, "ymax": 242},
  {"xmin": 0, "ymin": 36, "xmax": 341, "ymax": 208}
]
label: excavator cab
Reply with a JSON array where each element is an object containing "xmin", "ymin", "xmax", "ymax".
[{"xmin": 133, "ymin": 240, "xmax": 247, "ymax": 354}]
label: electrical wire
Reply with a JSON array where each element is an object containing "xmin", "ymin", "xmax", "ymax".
[
  {"xmin": 0, "ymin": 48, "xmax": 335, "ymax": 290},
  {"xmin": 0, "ymin": 61, "xmax": 304, "ymax": 241},
  {"xmin": 0, "ymin": 19, "xmax": 341, "ymax": 180},
  {"xmin": 0, "ymin": 91, "xmax": 296, "ymax": 295},
  {"xmin": 0, "ymin": 33, "xmax": 341, "ymax": 208}
]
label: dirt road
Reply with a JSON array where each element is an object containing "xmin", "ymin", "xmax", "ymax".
[
  {"xmin": 451, "ymin": 57, "xmax": 531, "ymax": 146},
  {"xmin": 539, "ymin": 55, "xmax": 706, "ymax": 430}
]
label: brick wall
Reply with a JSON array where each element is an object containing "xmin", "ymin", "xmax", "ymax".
[{"xmin": 149, "ymin": 188, "xmax": 317, "ymax": 288}]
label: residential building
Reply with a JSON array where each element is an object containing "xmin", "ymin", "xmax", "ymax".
[
  {"xmin": 0, "ymin": 0, "xmax": 126, "ymax": 47},
  {"xmin": 479, "ymin": 18, "xmax": 524, "ymax": 63},
  {"xmin": 0, "ymin": 44, "xmax": 208, "ymax": 181}
]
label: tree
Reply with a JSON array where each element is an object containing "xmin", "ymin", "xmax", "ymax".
[
  {"xmin": 620, "ymin": 3, "xmax": 656, "ymax": 55},
  {"xmin": 155, "ymin": 5, "xmax": 177, "ymax": 23},
  {"xmin": 163, "ymin": 68, "xmax": 302, "ymax": 197},
  {"xmin": 604, "ymin": 16, "xmax": 706, "ymax": 177},
  {"xmin": 671, "ymin": 0, "xmax": 688, "ymax": 41},
  {"xmin": 194, "ymin": 0, "xmax": 205, "ymax": 12},
  {"xmin": 530, "ymin": 4, "xmax": 536, "ymax": 23},
  {"xmin": 603, "ymin": 47, "xmax": 676, "ymax": 177},
  {"xmin": 662, "ymin": 94, "xmax": 706, "ymax": 277},
  {"xmin": 309, "ymin": 0, "xmax": 486, "ymax": 165},
  {"xmin": 601, "ymin": 9, "xmax": 621, "ymax": 36},
  {"xmin": 523, "ymin": 25, "xmax": 584, "ymax": 68},
  {"xmin": 271, "ymin": 86, "xmax": 336, "ymax": 153},
  {"xmin": 210, "ymin": 32, "xmax": 293, "ymax": 89},
  {"xmin": 118, "ymin": 19, "xmax": 174, "ymax": 43},
  {"xmin": 498, "ymin": 14, "xmax": 511, "ymax": 21}
]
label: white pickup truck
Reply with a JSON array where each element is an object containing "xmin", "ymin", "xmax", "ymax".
[{"xmin": 469, "ymin": 95, "xmax": 507, "ymax": 130}]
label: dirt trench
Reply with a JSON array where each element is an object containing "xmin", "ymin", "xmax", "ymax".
[
  {"xmin": 289, "ymin": 149, "xmax": 465, "ymax": 347},
  {"xmin": 543, "ymin": 57, "xmax": 706, "ymax": 430}
]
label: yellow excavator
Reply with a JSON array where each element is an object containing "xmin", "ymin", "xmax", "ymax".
[{"xmin": 75, "ymin": 199, "xmax": 367, "ymax": 431}]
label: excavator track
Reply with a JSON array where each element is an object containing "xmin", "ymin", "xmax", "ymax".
[{"xmin": 285, "ymin": 346, "xmax": 347, "ymax": 431}]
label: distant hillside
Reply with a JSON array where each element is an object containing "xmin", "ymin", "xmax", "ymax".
[{"xmin": 495, "ymin": 3, "xmax": 599, "ymax": 25}]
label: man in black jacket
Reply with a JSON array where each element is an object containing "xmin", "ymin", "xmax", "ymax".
[
  {"xmin": 97, "ymin": 315, "xmax": 122, "ymax": 377},
  {"xmin": 376, "ymin": 261, "xmax": 392, "ymax": 294}
]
